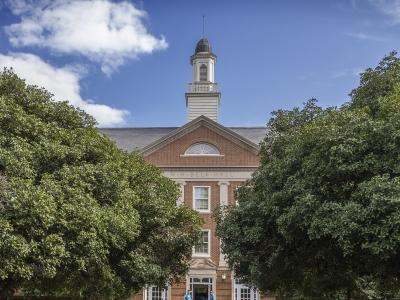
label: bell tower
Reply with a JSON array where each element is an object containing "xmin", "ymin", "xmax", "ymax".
[{"xmin": 186, "ymin": 38, "xmax": 220, "ymax": 122}]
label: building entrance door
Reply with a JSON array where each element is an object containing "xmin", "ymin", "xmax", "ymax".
[
  {"xmin": 189, "ymin": 277, "xmax": 213, "ymax": 300},
  {"xmin": 193, "ymin": 284, "xmax": 209, "ymax": 300}
]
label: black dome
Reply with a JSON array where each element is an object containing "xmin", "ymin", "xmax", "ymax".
[{"xmin": 195, "ymin": 38, "xmax": 212, "ymax": 54}]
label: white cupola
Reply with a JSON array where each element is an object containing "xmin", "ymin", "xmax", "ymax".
[{"xmin": 185, "ymin": 38, "xmax": 220, "ymax": 122}]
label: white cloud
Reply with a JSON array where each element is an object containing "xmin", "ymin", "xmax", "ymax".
[
  {"xmin": 0, "ymin": 52, "xmax": 128, "ymax": 126},
  {"xmin": 369, "ymin": 0, "xmax": 400, "ymax": 23},
  {"xmin": 5, "ymin": 0, "xmax": 168, "ymax": 75},
  {"xmin": 331, "ymin": 68, "xmax": 363, "ymax": 79},
  {"xmin": 345, "ymin": 32, "xmax": 385, "ymax": 41}
]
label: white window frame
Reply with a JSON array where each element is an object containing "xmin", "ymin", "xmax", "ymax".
[
  {"xmin": 199, "ymin": 64, "xmax": 208, "ymax": 81},
  {"xmin": 193, "ymin": 229, "xmax": 211, "ymax": 257},
  {"xmin": 193, "ymin": 186, "xmax": 211, "ymax": 213},
  {"xmin": 144, "ymin": 285, "xmax": 168, "ymax": 300},
  {"xmin": 234, "ymin": 279, "xmax": 259, "ymax": 300},
  {"xmin": 182, "ymin": 142, "xmax": 222, "ymax": 157}
]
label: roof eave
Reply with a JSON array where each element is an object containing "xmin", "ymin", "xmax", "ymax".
[{"xmin": 140, "ymin": 115, "xmax": 260, "ymax": 156}]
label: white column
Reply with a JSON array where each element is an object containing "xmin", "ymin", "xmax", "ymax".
[
  {"xmin": 209, "ymin": 60, "xmax": 214, "ymax": 82},
  {"xmin": 194, "ymin": 62, "xmax": 199, "ymax": 82},
  {"xmin": 143, "ymin": 286, "xmax": 148, "ymax": 300},
  {"xmin": 218, "ymin": 181, "xmax": 230, "ymax": 267},
  {"xmin": 218, "ymin": 181, "xmax": 229, "ymax": 207},
  {"xmin": 175, "ymin": 181, "xmax": 186, "ymax": 206},
  {"xmin": 207, "ymin": 60, "xmax": 212, "ymax": 82}
]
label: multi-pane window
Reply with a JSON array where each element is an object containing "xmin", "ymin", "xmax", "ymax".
[
  {"xmin": 234, "ymin": 279, "xmax": 259, "ymax": 300},
  {"xmin": 194, "ymin": 230, "xmax": 210, "ymax": 256},
  {"xmin": 200, "ymin": 64, "xmax": 207, "ymax": 81},
  {"xmin": 146, "ymin": 286, "xmax": 167, "ymax": 300},
  {"xmin": 193, "ymin": 186, "xmax": 210, "ymax": 212},
  {"xmin": 240, "ymin": 287, "xmax": 251, "ymax": 300},
  {"xmin": 185, "ymin": 143, "xmax": 220, "ymax": 155}
]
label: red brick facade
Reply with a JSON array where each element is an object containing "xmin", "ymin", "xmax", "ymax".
[
  {"xmin": 183, "ymin": 181, "xmax": 221, "ymax": 263},
  {"xmin": 127, "ymin": 121, "xmax": 275, "ymax": 300},
  {"xmin": 145, "ymin": 126, "xmax": 260, "ymax": 167}
]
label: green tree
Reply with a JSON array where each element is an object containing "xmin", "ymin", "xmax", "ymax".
[
  {"xmin": 0, "ymin": 69, "xmax": 201, "ymax": 300},
  {"xmin": 350, "ymin": 51, "xmax": 400, "ymax": 115},
  {"xmin": 216, "ymin": 53, "xmax": 400, "ymax": 299}
]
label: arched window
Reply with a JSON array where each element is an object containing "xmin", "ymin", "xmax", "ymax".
[
  {"xmin": 199, "ymin": 64, "xmax": 207, "ymax": 81},
  {"xmin": 185, "ymin": 142, "xmax": 220, "ymax": 155}
]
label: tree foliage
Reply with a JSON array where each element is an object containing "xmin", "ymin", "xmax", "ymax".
[
  {"xmin": 216, "ymin": 52, "xmax": 400, "ymax": 299},
  {"xmin": 0, "ymin": 69, "xmax": 201, "ymax": 299}
]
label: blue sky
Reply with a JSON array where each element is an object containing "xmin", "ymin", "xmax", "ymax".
[{"xmin": 0, "ymin": 0, "xmax": 399, "ymax": 127}]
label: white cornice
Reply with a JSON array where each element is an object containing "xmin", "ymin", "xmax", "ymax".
[
  {"xmin": 159, "ymin": 165, "xmax": 258, "ymax": 169},
  {"xmin": 140, "ymin": 115, "xmax": 260, "ymax": 156},
  {"xmin": 163, "ymin": 169, "xmax": 254, "ymax": 181}
]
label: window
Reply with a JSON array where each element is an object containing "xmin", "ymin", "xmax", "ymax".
[
  {"xmin": 194, "ymin": 230, "xmax": 210, "ymax": 256},
  {"xmin": 146, "ymin": 286, "xmax": 168, "ymax": 300},
  {"xmin": 234, "ymin": 279, "xmax": 259, "ymax": 300},
  {"xmin": 185, "ymin": 143, "xmax": 220, "ymax": 156},
  {"xmin": 240, "ymin": 288, "xmax": 251, "ymax": 300},
  {"xmin": 189, "ymin": 277, "xmax": 213, "ymax": 299},
  {"xmin": 200, "ymin": 64, "xmax": 207, "ymax": 81},
  {"xmin": 193, "ymin": 186, "xmax": 210, "ymax": 212}
]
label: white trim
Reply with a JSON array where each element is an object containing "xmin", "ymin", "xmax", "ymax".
[
  {"xmin": 184, "ymin": 142, "xmax": 221, "ymax": 156},
  {"xmin": 162, "ymin": 167, "xmax": 258, "ymax": 169},
  {"xmin": 218, "ymin": 181, "xmax": 230, "ymax": 206},
  {"xmin": 192, "ymin": 229, "xmax": 211, "ymax": 257},
  {"xmin": 140, "ymin": 116, "xmax": 260, "ymax": 156},
  {"xmin": 193, "ymin": 186, "xmax": 211, "ymax": 213},
  {"xmin": 175, "ymin": 181, "xmax": 186, "ymax": 206},
  {"xmin": 231, "ymin": 273, "xmax": 235, "ymax": 300},
  {"xmin": 163, "ymin": 170, "xmax": 254, "ymax": 181},
  {"xmin": 218, "ymin": 181, "xmax": 229, "ymax": 267},
  {"xmin": 234, "ymin": 279, "xmax": 260, "ymax": 300},
  {"xmin": 187, "ymin": 275, "xmax": 216, "ymax": 300},
  {"xmin": 144, "ymin": 285, "xmax": 169, "ymax": 300}
]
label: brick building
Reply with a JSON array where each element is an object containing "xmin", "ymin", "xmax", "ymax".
[{"xmin": 101, "ymin": 38, "xmax": 273, "ymax": 300}]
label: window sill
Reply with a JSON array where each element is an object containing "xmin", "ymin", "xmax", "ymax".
[
  {"xmin": 195, "ymin": 209, "xmax": 211, "ymax": 214},
  {"xmin": 192, "ymin": 253, "xmax": 211, "ymax": 258}
]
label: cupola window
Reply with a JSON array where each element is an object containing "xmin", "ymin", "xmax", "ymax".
[
  {"xmin": 199, "ymin": 64, "xmax": 207, "ymax": 81},
  {"xmin": 185, "ymin": 142, "xmax": 220, "ymax": 155}
]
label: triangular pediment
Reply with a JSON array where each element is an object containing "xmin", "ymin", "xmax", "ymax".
[{"xmin": 140, "ymin": 116, "xmax": 259, "ymax": 157}]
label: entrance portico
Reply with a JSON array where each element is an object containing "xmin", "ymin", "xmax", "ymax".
[
  {"xmin": 187, "ymin": 258, "xmax": 217, "ymax": 300},
  {"xmin": 190, "ymin": 277, "xmax": 213, "ymax": 300}
]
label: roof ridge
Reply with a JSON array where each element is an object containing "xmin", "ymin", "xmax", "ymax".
[
  {"xmin": 99, "ymin": 126, "xmax": 266, "ymax": 130},
  {"xmin": 99, "ymin": 127, "xmax": 178, "ymax": 130}
]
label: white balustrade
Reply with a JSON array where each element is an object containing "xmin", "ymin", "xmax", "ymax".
[{"xmin": 188, "ymin": 82, "xmax": 218, "ymax": 93}]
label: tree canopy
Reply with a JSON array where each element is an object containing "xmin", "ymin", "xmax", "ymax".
[
  {"xmin": 216, "ymin": 52, "xmax": 400, "ymax": 299},
  {"xmin": 0, "ymin": 69, "xmax": 201, "ymax": 299}
]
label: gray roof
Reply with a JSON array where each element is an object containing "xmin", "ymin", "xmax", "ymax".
[
  {"xmin": 195, "ymin": 38, "xmax": 212, "ymax": 54},
  {"xmin": 100, "ymin": 127, "xmax": 267, "ymax": 152}
]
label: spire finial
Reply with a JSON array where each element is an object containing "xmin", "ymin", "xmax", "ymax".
[{"xmin": 202, "ymin": 15, "xmax": 205, "ymax": 38}]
